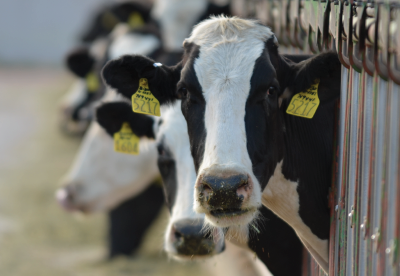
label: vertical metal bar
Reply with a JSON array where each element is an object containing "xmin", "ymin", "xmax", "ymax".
[
  {"xmin": 334, "ymin": 66, "xmax": 349, "ymax": 276},
  {"xmin": 365, "ymin": 73, "xmax": 380, "ymax": 276},
  {"xmin": 338, "ymin": 64, "xmax": 353, "ymax": 275},
  {"xmin": 394, "ymin": 84, "xmax": 400, "ymax": 275},
  {"xmin": 358, "ymin": 73, "xmax": 374, "ymax": 276},
  {"xmin": 370, "ymin": 77, "xmax": 388, "ymax": 275},
  {"xmin": 384, "ymin": 82, "xmax": 399, "ymax": 276},
  {"xmin": 345, "ymin": 68, "xmax": 360, "ymax": 276}
]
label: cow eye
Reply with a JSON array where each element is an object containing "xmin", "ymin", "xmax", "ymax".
[
  {"xmin": 267, "ymin": 87, "xmax": 276, "ymax": 97},
  {"xmin": 176, "ymin": 87, "xmax": 188, "ymax": 99}
]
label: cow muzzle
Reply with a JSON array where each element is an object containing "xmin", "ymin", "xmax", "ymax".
[
  {"xmin": 196, "ymin": 173, "xmax": 258, "ymax": 227},
  {"xmin": 166, "ymin": 218, "xmax": 225, "ymax": 259}
]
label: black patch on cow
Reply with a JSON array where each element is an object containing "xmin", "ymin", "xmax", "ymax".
[
  {"xmin": 156, "ymin": 141, "xmax": 177, "ymax": 212},
  {"xmin": 244, "ymin": 50, "xmax": 340, "ymax": 240},
  {"xmin": 102, "ymin": 55, "xmax": 182, "ymax": 105},
  {"xmin": 65, "ymin": 47, "xmax": 95, "ymax": 78},
  {"xmin": 108, "ymin": 182, "xmax": 164, "ymax": 258},
  {"xmin": 248, "ymin": 206, "xmax": 303, "ymax": 276},
  {"xmin": 178, "ymin": 43, "xmax": 207, "ymax": 173},
  {"xmin": 96, "ymin": 102, "xmax": 155, "ymax": 139}
]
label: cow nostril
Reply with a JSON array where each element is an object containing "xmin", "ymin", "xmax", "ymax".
[
  {"xmin": 202, "ymin": 183, "xmax": 212, "ymax": 192},
  {"xmin": 174, "ymin": 230, "xmax": 183, "ymax": 240}
]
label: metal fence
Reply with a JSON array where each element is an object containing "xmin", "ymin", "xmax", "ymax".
[{"xmin": 237, "ymin": 1, "xmax": 400, "ymax": 275}]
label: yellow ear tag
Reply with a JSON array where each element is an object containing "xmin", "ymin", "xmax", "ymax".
[
  {"xmin": 286, "ymin": 79, "xmax": 320, "ymax": 119},
  {"xmin": 85, "ymin": 72, "xmax": 100, "ymax": 93},
  {"xmin": 113, "ymin": 123, "xmax": 140, "ymax": 155},
  {"xmin": 132, "ymin": 78, "xmax": 161, "ymax": 117},
  {"xmin": 128, "ymin": 12, "xmax": 144, "ymax": 29}
]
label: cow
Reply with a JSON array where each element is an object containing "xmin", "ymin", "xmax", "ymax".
[
  {"xmin": 60, "ymin": 20, "xmax": 162, "ymax": 135},
  {"xmin": 96, "ymin": 102, "xmax": 225, "ymax": 259},
  {"xmin": 100, "ymin": 16, "xmax": 341, "ymax": 272},
  {"xmin": 56, "ymin": 91, "xmax": 164, "ymax": 258},
  {"xmin": 96, "ymin": 101, "xmax": 304, "ymax": 275},
  {"xmin": 57, "ymin": 103, "xmax": 270, "ymax": 276},
  {"xmin": 56, "ymin": 106, "xmax": 160, "ymax": 213},
  {"xmin": 80, "ymin": 1, "xmax": 154, "ymax": 43}
]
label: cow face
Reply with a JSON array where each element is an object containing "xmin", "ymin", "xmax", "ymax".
[
  {"xmin": 176, "ymin": 19, "xmax": 281, "ymax": 229},
  {"xmin": 96, "ymin": 101, "xmax": 225, "ymax": 259},
  {"xmin": 56, "ymin": 120, "xmax": 159, "ymax": 213},
  {"xmin": 101, "ymin": 17, "xmax": 341, "ymax": 265}
]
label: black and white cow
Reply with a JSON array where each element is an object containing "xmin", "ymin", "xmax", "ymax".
[
  {"xmin": 56, "ymin": 108, "xmax": 163, "ymax": 258},
  {"xmin": 96, "ymin": 103, "xmax": 226, "ymax": 259},
  {"xmin": 96, "ymin": 101, "xmax": 304, "ymax": 275},
  {"xmin": 60, "ymin": 19, "xmax": 162, "ymax": 135},
  {"xmin": 100, "ymin": 17, "xmax": 341, "ymax": 271},
  {"xmin": 58, "ymin": 103, "xmax": 269, "ymax": 275},
  {"xmin": 80, "ymin": 1, "xmax": 154, "ymax": 43}
]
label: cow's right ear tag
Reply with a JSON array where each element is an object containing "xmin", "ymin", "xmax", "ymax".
[
  {"xmin": 131, "ymin": 78, "xmax": 161, "ymax": 117},
  {"xmin": 286, "ymin": 79, "xmax": 320, "ymax": 119},
  {"xmin": 113, "ymin": 123, "xmax": 140, "ymax": 155}
]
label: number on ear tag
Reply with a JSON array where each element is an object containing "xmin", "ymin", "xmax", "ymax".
[
  {"xmin": 131, "ymin": 78, "xmax": 161, "ymax": 117},
  {"xmin": 86, "ymin": 71, "xmax": 100, "ymax": 93},
  {"xmin": 286, "ymin": 79, "xmax": 320, "ymax": 119},
  {"xmin": 114, "ymin": 123, "xmax": 140, "ymax": 155}
]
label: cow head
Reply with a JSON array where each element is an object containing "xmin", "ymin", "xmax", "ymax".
[
  {"xmin": 102, "ymin": 16, "xmax": 341, "ymax": 240},
  {"xmin": 56, "ymin": 119, "xmax": 159, "ymax": 213},
  {"xmin": 96, "ymin": 101, "xmax": 225, "ymax": 259},
  {"xmin": 80, "ymin": 2, "xmax": 153, "ymax": 43}
]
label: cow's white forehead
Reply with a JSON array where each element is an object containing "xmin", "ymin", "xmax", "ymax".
[{"xmin": 185, "ymin": 16, "xmax": 274, "ymax": 48}]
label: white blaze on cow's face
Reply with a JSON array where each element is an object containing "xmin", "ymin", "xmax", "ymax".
[
  {"xmin": 181, "ymin": 17, "xmax": 275, "ymax": 228},
  {"xmin": 56, "ymin": 121, "xmax": 159, "ymax": 213},
  {"xmin": 151, "ymin": 0, "xmax": 208, "ymax": 51},
  {"xmin": 108, "ymin": 32, "xmax": 161, "ymax": 60},
  {"xmin": 156, "ymin": 103, "xmax": 225, "ymax": 258}
]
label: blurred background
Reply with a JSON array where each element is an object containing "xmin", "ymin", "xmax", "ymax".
[
  {"xmin": 0, "ymin": 0, "xmax": 107, "ymax": 65},
  {"xmin": 0, "ymin": 0, "xmax": 207, "ymax": 275}
]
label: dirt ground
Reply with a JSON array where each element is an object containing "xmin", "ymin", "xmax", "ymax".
[{"xmin": 0, "ymin": 67, "xmax": 208, "ymax": 276}]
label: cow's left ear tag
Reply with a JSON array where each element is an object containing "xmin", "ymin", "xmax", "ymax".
[
  {"xmin": 286, "ymin": 79, "xmax": 320, "ymax": 119},
  {"xmin": 131, "ymin": 78, "xmax": 161, "ymax": 117},
  {"xmin": 113, "ymin": 123, "xmax": 140, "ymax": 155}
]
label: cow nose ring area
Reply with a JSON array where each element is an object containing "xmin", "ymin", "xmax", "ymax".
[
  {"xmin": 199, "ymin": 174, "xmax": 250, "ymax": 217},
  {"xmin": 171, "ymin": 219, "xmax": 216, "ymax": 256}
]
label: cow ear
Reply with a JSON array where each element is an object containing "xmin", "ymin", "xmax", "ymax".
[
  {"xmin": 65, "ymin": 47, "xmax": 95, "ymax": 78},
  {"xmin": 96, "ymin": 102, "xmax": 155, "ymax": 139},
  {"xmin": 102, "ymin": 55, "xmax": 182, "ymax": 105},
  {"xmin": 290, "ymin": 51, "xmax": 341, "ymax": 104}
]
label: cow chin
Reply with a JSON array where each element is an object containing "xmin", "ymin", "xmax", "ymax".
[{"xmin": 203, "ymin": 207, "xmax": 258, "ymax": 229}]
